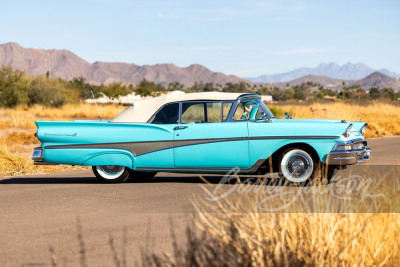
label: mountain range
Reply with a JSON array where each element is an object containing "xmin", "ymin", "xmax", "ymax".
[
  {"xmin": 248, "ymin": 63, "xmax": 400, "ymax": 83},
  {"xmin": 0, "ymin": 42, "xmax": 245, "ymax": 86},
  {"xmin": 0, "ymin": 42, "xmax": 399, "ymax": 91},
  {"xmin": 272, "ymin": 72, "xmax": 400, "ymax": 91}
]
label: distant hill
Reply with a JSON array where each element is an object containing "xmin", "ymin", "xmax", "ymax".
[
  {"xmin": 272, "ymin": 75, "xmax": 344, "ymax": 89},
  {"xmin": 0, "ymin": 42, "xmax": 247, "ymax": 86},
  {"xmin": 271, "ymin": 72, "xmax": 400, "ymax": 91},
  {"xmin": 248, "ymin": 63, "xmax": 400, "ymax": 83},
  {"xmin": 354, "ymin": 72, "xmax": 400, "ymax": 90}
]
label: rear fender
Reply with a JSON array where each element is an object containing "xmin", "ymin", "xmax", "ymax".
[{"xmin": 82, "ymin": 152, "xmax": 134, "ymax": 169}]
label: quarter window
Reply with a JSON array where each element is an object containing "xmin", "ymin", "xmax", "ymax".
[{"xmin": 148, "ymin": 103, "xmax": 179, "ymax": 124}]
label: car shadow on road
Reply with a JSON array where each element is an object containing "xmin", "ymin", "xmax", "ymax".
[{"xmin": 0, "ymin": 175, "xmax": 337, "ymax": 186}]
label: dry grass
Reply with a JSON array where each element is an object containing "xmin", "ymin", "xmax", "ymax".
[
  {"xmin": 0, "ymin": 142, "xmax": 87, "ymax": 177},
  {"xmin": 0, "ymin": 103, "xmax": 125, "ymax": 120},
  {"xmin": 4, "ymin": 131, "xmax": 39, "ymax": 145},
  {"xmin": 273, "ymin": 102, "xmax": 400, "ymax": 138},
  {"xmin": 0, "ymin": 143, "xmax": 56, "ymax": 176},
  {"xmin": 186, "ymin": 170, "xmax": 400, "ymax": 267}
]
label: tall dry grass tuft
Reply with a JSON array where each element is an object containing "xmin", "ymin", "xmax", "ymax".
[
  {"xmin": 0, "ymin": 143, "xmax": 36, "ymax": 176},
  {"xmin": 0, "ymin": 142, "xmax": 87, "ymax": 177},
  {"xmin": 184, "ymin": 170, "xmax": 400, "ymax": 266}
]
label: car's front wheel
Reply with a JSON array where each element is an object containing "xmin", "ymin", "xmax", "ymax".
[
  {"xmin": 278, "ymin": 148, "xmax": 317, "ymax": 184},
  {"xmin": 92, "ymin": 165, "xmax": 130, "ymax": 183}
]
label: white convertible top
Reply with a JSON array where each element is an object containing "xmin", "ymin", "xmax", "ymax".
[{"xmin": 111, "ymin": 92, "xmax": 246, "ymax": 123}]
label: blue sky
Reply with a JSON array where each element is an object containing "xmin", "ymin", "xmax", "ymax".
[{"xmin": 0, "ymin": 0, "xmax": 399, "ymax": 77}]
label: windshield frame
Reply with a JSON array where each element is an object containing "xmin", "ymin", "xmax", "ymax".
[{"xmin": 227, "ymin": 97, "xmax": 275, "ymax": 122}]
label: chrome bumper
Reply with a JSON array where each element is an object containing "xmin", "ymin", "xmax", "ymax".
[
  {"xmin": 32, "ymin": 147, "xmax": 44, "ymax": 161},
  {"xmin": 31, "ymin": 147, "xmax": 59, "ymax": 165},
  {"xmin": 326, "ymin": 147, "xmax": 371, "ymax": 166}
]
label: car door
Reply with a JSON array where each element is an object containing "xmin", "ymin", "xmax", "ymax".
[
  {"xmin": 173, "ymin": 101, "xmax": 249, "ymax": 169},
  {"xmin": 134, "ymin": 102, "xmax": 179, "ymax": 168}
]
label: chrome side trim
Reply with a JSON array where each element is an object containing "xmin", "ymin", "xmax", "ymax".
[
  {"xmin": 45, "ymin": 137, "xmax": 248, "ymax": 156},
  {"xmin": 34, "ymin": 161, "xmax": 58, "ymax": 165},
  {"xmin": 250, "ymin": 135, "xmax": 340, "ymax": 140},
  {"xmin": 135, "ymin": 159, "xmax": 267, "ymax": 174},
  {"xmin": 44, "ymin": 135, "xmax": 340, "ymax": 157}
]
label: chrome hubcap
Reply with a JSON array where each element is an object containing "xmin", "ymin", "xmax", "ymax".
[
  {"xmin": 286, "ymin": 154, "xmax": 310, "ymax": 178},
  {"xmin": 100, "ymin": 165, "xmax": 124, "ymax": 176}
]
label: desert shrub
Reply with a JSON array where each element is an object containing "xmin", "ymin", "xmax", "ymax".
[
  {"xmin": 28, "ymin": 77, "xmax": 68, "ymax": 107},
  {"xmin": 0, "ymin": 66, "xmax": 29, "ymax": 107}
]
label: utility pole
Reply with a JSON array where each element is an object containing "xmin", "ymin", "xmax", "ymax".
[{"xmin": 45, "ymin": 49, "xmax": 51, "ymax": 79}]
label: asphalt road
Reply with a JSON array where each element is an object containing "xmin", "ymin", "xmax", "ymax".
[{"xmin": 0, "ymin": 137, "xmax": 399, "ymax": 266}]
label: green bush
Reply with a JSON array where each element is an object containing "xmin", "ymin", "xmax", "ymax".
[
  {"xmin": 28, "ymin": 77, "xmax": 67, "ymax": 107},
  {"xmin": 0, "ymin": 66, "xmax": 29, "ymax": 107}
]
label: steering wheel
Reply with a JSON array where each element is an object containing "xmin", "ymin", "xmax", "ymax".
[{"xmin": 240, "ymin": 112, "xmax": 249, "ymax": 120}]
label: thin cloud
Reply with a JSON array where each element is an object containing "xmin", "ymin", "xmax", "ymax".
[{"xmin": 274, "ymin": 48, "xmax": 328, "ymax": 56}]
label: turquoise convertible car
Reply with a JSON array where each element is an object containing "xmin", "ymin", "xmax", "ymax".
[{"xmin": 32, "ymin": 92, "xmax": 371, "ymax": 183}]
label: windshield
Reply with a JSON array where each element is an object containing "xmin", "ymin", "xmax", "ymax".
[{"xmin": 233, "ymin": 98, "xmax": 274, "ymax": 121}]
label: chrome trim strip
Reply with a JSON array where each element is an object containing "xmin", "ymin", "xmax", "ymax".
[
  {"xmin": 44, "ymin": 135, "xmax": 340, "ymax": 157},
  {"xmin": 136, "ymin": 159, "xmax": 267, "ymax": 173},
  {"xmin": 45, "ymin": 137, "xmax": 248, "ymax": 156},
  {"xmin": 329, "ymin": 148, "xmax": 365, "ymax": 154},
  {"xmin": 249, "ymin": 135, "xmax": 340, "ymax": 140},
  {"xmin": 34, "ymin": 161, "xmax": 58, "ymax": 165}
]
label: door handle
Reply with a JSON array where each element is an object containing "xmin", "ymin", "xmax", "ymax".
[{"xmin": 173, "ymin": 126, "xmax": 188, "ymax": 130}]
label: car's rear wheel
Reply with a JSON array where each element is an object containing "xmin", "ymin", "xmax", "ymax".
[
  {"xmin": 128, "ymin": 170, "xmax": 158, "ymax": 181},
  {"xmin": 278, "ymin": 148, "xmax": 317, "ymax": 184},
  {"xmin": 92, "ymin": 165, "xmax": 130, "ymax": 183}
]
